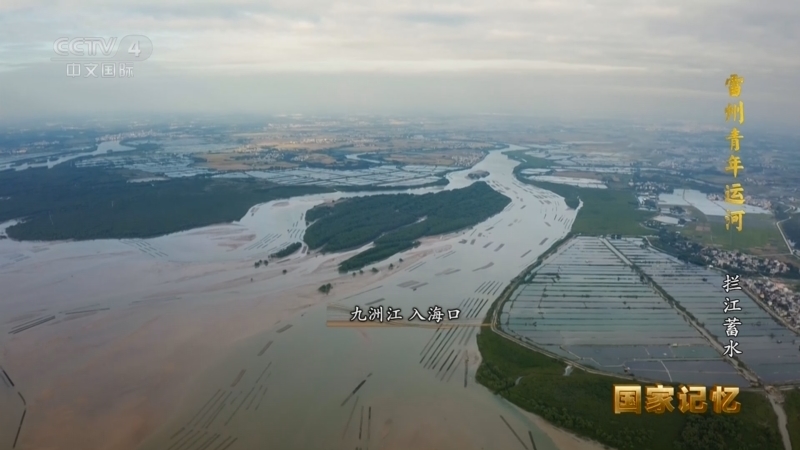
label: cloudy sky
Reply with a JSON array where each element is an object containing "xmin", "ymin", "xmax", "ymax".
[{"xmin": 0, "ymin": 0, "xmax": 798, "ymax": 128}]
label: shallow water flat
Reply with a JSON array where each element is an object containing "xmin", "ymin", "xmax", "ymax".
[
  {"xmin": 1, "ymin": 145, "xmax": 594, "ymax": 450},
  {"xmin": 501, "ymin": 236, "xmax": 749, "ymax": 386}
]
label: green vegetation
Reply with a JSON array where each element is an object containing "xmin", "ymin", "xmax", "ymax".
[
  {"xmin": 303, "ymin": 182, "xmax": 511, "ymax": 272},
  {"xmin": 476, "ymin": 329, "xmax": 782, "ymax": 450},
  {"xmin": 783, "ymin": 214, "xmax": 800, "ymax": 252},
  {"xmin": 773, "ymin": 203, "xmax": 795, "ymax": 221},
  {"xmin": 119, "ymin": 139, "xmax": 162, "ymax": 153},
  {"xmin": 254, "ymin": 259, "xmax": 268, "ymax": 268},
  {"xmin": 476, "ymin": 235, "xmax": 783, "ymax": 450},
  {"xmin": 0, "ymin": 165, "xmax": 330, "ymax": 241},
  {"xmin": 271, "ymin": 242, "xmax": 302, "ymax": 258},
  {"xmin": 339, "ymin": 241, "xmax": 417, "ymax": 273},
  {"xmin": 504, "ymin": 149, "xmax": 554, "ymax": 170},
  {"xmin": 506, "ymin": 149, "xmax": 653, "ymax": 234},
  {"xmin": 634, "ymin": 171, "xmax": 720, "ymax": 195},
  {"xmin": 318, "ymin": 283, "xmax": 332, "ymax": 294},
  {"xmin": 521, "ymin": 178, "xmax": 653, "ymax": 235},
  {"xmin": 678, "ymin": 213, "xmax": 788, "ymax": 253},
  {"xmin": 335, "ymin": 176, "xmax": 449, "ymax": 192},
  {"xmin": 786, "ymin": 388, "xmax": 800, "ymax": 450}
]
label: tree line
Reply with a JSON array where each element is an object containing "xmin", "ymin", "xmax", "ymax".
[
  {"xmin": 782, "ymin": 213, "xmax": 800, "ymax": 251},
  {"xmin": 0, "ymin": 164, "xmax": 330, "ymax": 241},
  {"xmin": 303, "ymin": 182, "xmax": 511, "ymax": 272},
  {"xmin": 475, "ymin": 327, "xmax": 782, "ymax": 450},
  {"xmin": 271, "ymin": 242, "xmax": 302, "ymax": 258}
]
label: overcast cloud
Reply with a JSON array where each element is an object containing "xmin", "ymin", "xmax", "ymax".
[{"xmin": 0, "ymin": 0, "xmax": 798, "ymax": 128}]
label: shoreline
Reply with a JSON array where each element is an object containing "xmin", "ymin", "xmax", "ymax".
[{"xmin": 0, "ymin": 144, "xmax": 612, "ymax": 450}]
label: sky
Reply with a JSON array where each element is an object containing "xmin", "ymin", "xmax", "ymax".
[{"xmin": 0, "ymin": 0, "xmax": 798, "ymax": 128}]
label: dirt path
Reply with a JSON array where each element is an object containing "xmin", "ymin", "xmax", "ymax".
[{"xmin": 767, "ymin": 387, "xmax": 792, "ymax": 450}]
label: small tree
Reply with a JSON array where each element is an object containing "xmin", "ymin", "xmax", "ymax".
[
  {"xmin": 389, "ymin": 263, "xmax": 394, "ymax": 270},
  {"xmin": 371, "ymin": 267, "xmax": 378, "ymax": 273},
  {"xmin": 359, "ymin": 269, "xmax": 364, "ymax": 274},
  {"xmin": 282, "ymin": 269, "xmax": 287, "ymax": 274}
]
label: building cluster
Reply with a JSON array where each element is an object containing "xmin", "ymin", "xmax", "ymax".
[
  {"xmin": 96, "ymin": 130, "xmax": 158, "ymax": 142},
  {"xmin": 707, "ymin": 192, "xmax": 772, "ymax": 210},
  {"xmin": 4, "ymin": 141, "xmax": 58, "ymax": 154},
  {"xmin": 741, "ymin": 278, "xmax": 800, "ymax": 330},
  {"xmin": 656, "ymin": 156, "xmax": 718, "ymax": 171},
  {"xmin": 290, "ymin": 154, "xmax": 310, "ymax": 162},
  {"xmin": 236, "ymin": 150, "xmax": 283, "ymax": 162},
  {"xmin": 233, "ymin": 145, "xmax": 284, "ymax": 157},
  {"xmin": 656, "ymin": 235, "xmax": 800, "ymax": 330},
  {"xmin": 633, "ymin": 180, "xmax": 672, "ymax": 194},
  {"xmin": 284, "ymin": 137, "xmax": 346, "ymax": 144},
  {"xmin": 672, "ymin": 237, "xmax": 796, "ymax": 277},
  {"xmin": 706, "ymin": 248, "xmax": 794, "ymax": 276},
  {"xmin": 744, "ymin": 178, "xmax": 768, "ymax": 187},
  {"xmin": 233, "ymin": 144, "xmax": 258, "ymax": 153}
]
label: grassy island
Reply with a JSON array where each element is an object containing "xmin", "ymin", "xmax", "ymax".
[{"xmin": 303, "ymin": 182, "xmax": 511, "ymax": 272}]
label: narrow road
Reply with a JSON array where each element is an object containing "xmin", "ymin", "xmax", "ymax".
[
  {"xmin": 766, "ymin": 387, "xmax": 793, "ymax": 450},
  {"xmin": 776, "ymin": 218, "xmax": 797, "ymax": 257}
]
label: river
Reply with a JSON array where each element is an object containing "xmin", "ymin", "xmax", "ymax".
[
  {"xmin": 8, "ymin": 141, "xmax": 135, "ymax": 171},
  {"xmin": 0, "ymin": 145, "xmax": 582, "ymax": 450},
  {"xmin": 135, "ymin": 145, "xmax": 577, "ymax": 450}
]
